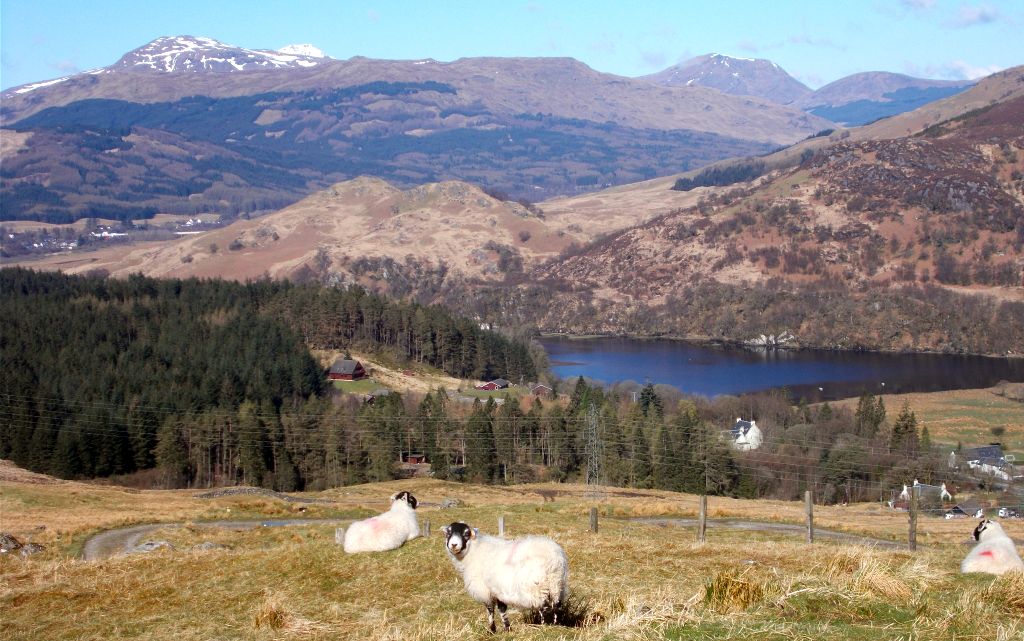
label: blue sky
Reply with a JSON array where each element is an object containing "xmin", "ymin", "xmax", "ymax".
[{"xmin": 1, "ymin": 0, "xmax": 1021, "ymax": 91}]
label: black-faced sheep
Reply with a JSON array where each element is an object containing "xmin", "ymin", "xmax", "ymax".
[
  {"xmin": 960, "ymin": 518, "xmax": 1024, "ymax": 575},
  {"xmin": 442, "ymin": 521, "xmax": 568, "ymax": 632},
  {"xmin": 342, "ymin": 491, "xmax": 419, "ymax": 553}
]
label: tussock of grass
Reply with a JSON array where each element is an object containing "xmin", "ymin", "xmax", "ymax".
[
  {"xmin": 987, "ymin": 570, "xmax": 1024, "ymax": 614},
  {"xmin": 851, "ymin": 559, "xmax": 913, "ymax": 601},
  {"xmin": 253, "ymin": 590, "xmax": 326, "ymax": 634},
  {"xmin": 702, "ymin": 568, "xmax": 781, "ymax": 613}
]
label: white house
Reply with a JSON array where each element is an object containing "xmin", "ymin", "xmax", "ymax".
[{"xmin": 729, "ymin": 418, "xmax": 762, "ymax": 451}]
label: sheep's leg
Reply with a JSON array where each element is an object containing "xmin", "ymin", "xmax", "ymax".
[
  {"xmin": 496, "ymin": 600, "xmax": 510, "ymax": 631},
  {"xmin": 541, "ymin": 595, "xmax": 558, "ymax": 625},
  {"xmin": 485, "ymin": 602, "xmax": 496, "ymax": 633}
]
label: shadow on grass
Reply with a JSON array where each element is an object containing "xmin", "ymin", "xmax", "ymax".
[{"xmin": 522, "ymin": 590, "xmax": 602, "ymax": 628}]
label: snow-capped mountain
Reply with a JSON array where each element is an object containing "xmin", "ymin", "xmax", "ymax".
[
  {"xmin": 644, "ymin": 53, "xmax": 812, "ymax": 105},
  {"xmin": 113, "ymin": 35, "xmax": 329, "ymax": 73}
]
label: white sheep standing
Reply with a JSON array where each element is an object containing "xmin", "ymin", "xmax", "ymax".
[
  {"xmin": 960, "ymin": 518, "xmax": 1024, "ymax": 575},
  {"xmin": 342, "ymin": 491, "xmax": 420, "ymax": 553},
  {"xmin": 442, "ymin": 521, "xmax": 568, "ymax": 632}
]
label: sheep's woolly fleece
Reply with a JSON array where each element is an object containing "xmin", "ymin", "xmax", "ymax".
[
  {"xmin": 961, "ymin": 519, "xmax": 1024, "ymax": 575},
  {"xmin": 342, "ymin": 491, "xmax": 420, "ymax": 554}
]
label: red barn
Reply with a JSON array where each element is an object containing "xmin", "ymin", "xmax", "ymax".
[{"xmin": 329, "ymin": 358, "xmax": 367, "ymax": 381}]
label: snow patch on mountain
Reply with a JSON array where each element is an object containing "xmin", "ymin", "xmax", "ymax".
[
  {"xmin": 276, "ymin": 44, "xmax": 326, "ymax": 58},
  {"xmin": 115, "ymin": 36, "xmax": 330, "ymax": 73},
  {"xmin": 11, "ymin": 76, "xmax": 71, "ymax": 95}
]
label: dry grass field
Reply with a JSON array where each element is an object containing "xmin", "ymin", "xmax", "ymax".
[
  {"xmin": 831, "ymin": 386, "xmax": 1024, "ymax": 457},
  {"xmin": 3, "ymin": 467, "xmax": 1023, "ymax": 640}
]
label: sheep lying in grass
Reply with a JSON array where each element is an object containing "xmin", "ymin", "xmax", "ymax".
[
  {"xmin": 961, "ymin": 518, "xmax": 1024, "ymax": 575},
  {"xmin": 342, "ymin": 491, "xmax": 419, "ymax": 553},
  {"xmin": 443, "ymin": 521, "xmax": 568, "ymax": 632}
]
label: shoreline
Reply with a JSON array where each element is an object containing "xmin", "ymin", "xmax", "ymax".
[{"xmin": 537, "ymin": 331, "xmax": 1023, "ymax": 360}]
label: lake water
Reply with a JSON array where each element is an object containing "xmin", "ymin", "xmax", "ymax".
[{"xmin": 539, "ymin": 336, "xmax": 1024, "ymax": 400}]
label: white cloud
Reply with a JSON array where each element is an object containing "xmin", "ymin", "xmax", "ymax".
[
  {"xmin": 737, "ymin": 40, "xmax": 761, "ymax": 53},
  {"xmin": 944, "ymin": 59, "xmax": 1003, "ymax": 79},
  {"xmin": 910, "ymin": 59, "xmax": 1004, "ymax": 80},
  {"xmin": 953, "ymin": 3, "xmax": 1001, "ymax": 27}
]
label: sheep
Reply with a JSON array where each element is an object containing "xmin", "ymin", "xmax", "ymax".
[
  {"xmin": 442, "ymin": 521, "xmax": 568, "ymax": 632},
  {"xmin": 960, "ymin": 518, "xmax": 1024, "ymax": 575},
  {"xmin": 342, "ymin": 491, "xmax": 419, "ymax": 553}
]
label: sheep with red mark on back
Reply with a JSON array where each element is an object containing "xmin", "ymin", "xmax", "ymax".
[
  {"xmin": 342, "ymin": 491, "xmax": 419, "ymax": 553},
  {"xmin": 961, "ymin": 519, "xmax": 1024, "ymax": 575}
]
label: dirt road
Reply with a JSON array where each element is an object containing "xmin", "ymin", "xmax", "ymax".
[{"xmin": 81, "ymin": 519, "xmax": 346, "ymax": 560}]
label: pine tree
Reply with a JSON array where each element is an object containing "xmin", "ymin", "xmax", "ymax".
[
  {"xmin": 155, "ymin": 417, "xmax": 189, "ymax": 488},
  {"xmin": 890, "ymin": 402, "xmax": 919, "ymax": 456},
  {"xmin": 567, "ymin": 376, "xmax": 589, "ymax": 415},
  {"xmin": 237, "ymin": 400, "xmax": 268, "ymax": 487},
  {"xmin": 465, "ymin": 400, "xmax": 497, "ymax": 483},
  {"xmin": 628, "ymin": 410, "xmax": 653, "ymax": 489},
  {"xmin": 639, "ymin": 383, "xmax": 663, "ymax": 418}
]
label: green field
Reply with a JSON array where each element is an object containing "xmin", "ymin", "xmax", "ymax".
[{"xmin": 331, "ymin": 378, "xmax": 385, "ymax": 394}]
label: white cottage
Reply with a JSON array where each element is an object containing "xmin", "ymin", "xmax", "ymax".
[{"xmin": 730, "ymin": 418, "xmax": 762, "ymax": 451}]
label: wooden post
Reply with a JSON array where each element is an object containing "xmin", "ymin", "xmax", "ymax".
[
  {"xmin": 589, "ymin": 507, "xmax": 599, "ymax": 533},
  {"xmin": 805, "ymin": 490, "xmax": 814, "ymax": 544},
  {"xmin": 698, "ymin": 495, "xmax": 707, "ymax": 543},
  {"xmin": 498, "ymin": 515, "xmax": 505, "ymax": 537},
  {"xmin": 909, "ymin": 486, "xmax": 919, "ymax": 551},
  {"xmin": 423, "ymin": 519, "xmax": 430, "ymax": 537},
  {"xmin": 335, "ymin": 527, "xmax": 345, "ymax": 545}
]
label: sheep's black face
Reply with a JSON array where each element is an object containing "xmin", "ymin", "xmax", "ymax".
[
  {"xmin": 973, "ymin": 519, "xmax": 991, "ymax": 541},
  {"xmin": 442, "ymin": 522, "xmax": 474, "ymax": 557},
  {"xmin": 393, "ymin": 491, "xmax": 418, "ymax": 509}
]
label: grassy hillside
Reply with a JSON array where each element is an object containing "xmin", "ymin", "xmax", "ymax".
[{"xmin": 2, "ymin": 470, "xmax": 1022, "ymax": 640}]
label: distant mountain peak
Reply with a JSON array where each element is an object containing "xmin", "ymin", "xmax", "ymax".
[
  {"xmin": 643, "ymin": 53, "xmax": 811, "ymax": 104},
  {"xmin": 276, "ymin": 44, "xmax": 327, "ymax": 59},
  {"xmin": 114, "ymin": 35, "xmax": 330, "ymax": 73}
]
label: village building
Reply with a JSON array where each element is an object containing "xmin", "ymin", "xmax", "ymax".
[
  {"xmin": 727, "ymin": 418, "xmax": 763, "ymax": 451},
  {"xmin": 945, "ymin": 497, "xmax": 985, "ymax": 519},
  {"xmin": 952, "ymin": 444, "xmax": 1019, "ymax": 481},
  {"xmin": 475, "ymin": 378, "xmax": 511, "ymax": 391},
  {"xmin": 328, "ymin": 358, "xmax": 367, "ymax": 381}
]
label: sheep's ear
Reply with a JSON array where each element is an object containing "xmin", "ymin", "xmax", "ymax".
[
  {"xmin": 441, "ymin": 525, "xmax": 451, "ymax": 537},
  {"xmin": 471, "ymin": 528, "xmax": 478, "ymax": 539},
  {"xmin": 390, "ymin": 492, "xmax": 399, "ymax": 501}
]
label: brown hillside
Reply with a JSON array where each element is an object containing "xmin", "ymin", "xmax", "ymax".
[{"xmin": 13, "ymin": 177, "xmax": 579, "ymax": 286}]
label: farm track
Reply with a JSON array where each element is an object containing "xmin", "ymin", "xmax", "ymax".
[
  {"xmin": 83, "ymin": 514, "xmax": 906, "ymax": 561},
  {"xmin": 81, "ymin": 519, "xmax": 347, "ymax": 560}
]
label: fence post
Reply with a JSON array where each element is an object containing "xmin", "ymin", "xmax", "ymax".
[
  {"xmin": 909, "ymin": 486, "xmax": 919, "ymax": 551},
  {"xmin": 805, "ymin": 490, "xmax": 814, "ymax": 544},
  {"xmin": 335, "ymin": 527, "xmax": 345, "ymax": 545},
  {"xmin": 423, "ymin": 519, "xmax": 430, "ymax": 537},
  {"xmin": 590, "ymin": 507, "xmax": 599, "ymax": 533},
  {"xmin": 498, "ymin": 515, "xmax": 505, "ymax": 536},
  {"xmin": 698, "ymin": 495, "xmax": 707, "ymax": 543}
]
